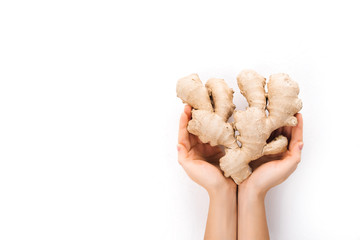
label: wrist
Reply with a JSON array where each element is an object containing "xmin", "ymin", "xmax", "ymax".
[
  {"xmin": 208, "ymin": 182, "xmax": 237, "ymax": 201},
  {"xmin": 238, "ymin": 180, "xmax": 266, "ymax": 201},
  {"xmin": 204, "ymin": 180, "xmax": 237, "ymax": 240}
]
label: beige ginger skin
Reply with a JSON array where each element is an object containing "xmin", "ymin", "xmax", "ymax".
[{"xmin": 176, "ymin": 70, "xmax": 302, "ymax": 184}]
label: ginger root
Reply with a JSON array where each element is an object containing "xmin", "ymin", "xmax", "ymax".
[
  {"xmin": 176, "ymin": 70, "xmax": 302, "ymax": 184},
  {"xmin": 176, "ymin": 74, "xmax": 238, "ymax": 148}
]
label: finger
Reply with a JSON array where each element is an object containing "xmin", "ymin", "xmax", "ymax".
[
  {"xmin": 271, "ymin": 141, "xmax": 303, "ymax": 182},
  {"xmin": 177, "ymin": 144, "xmax": 189, "ymax": 166},
  {"xmin": 184, "ymin": 105, "xmax": 192, "ymax": 120},
  {"xmin": 279, "ymin": 141, "xmax": 303, "ymax": 175},
  {"xmin": 178, "ymin": 110, "xmax": 191, "ymax": 150},
  {"xmin": 291, "ymin": 141, "xmax": 303, "ymax": 163},
  {"xmin": 183, "ymin": 105, "xmax": 198, "ymax": 147},
  {"xmin": 289, "ymin": 113, "xmax": 303, "ymax": 151}
]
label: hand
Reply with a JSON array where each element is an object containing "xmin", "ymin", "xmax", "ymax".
[
  {"xmin": 177, "ymin": 105, "xmax": 236, "ymax": 195},
  {"xmin": 241, "ymin": 113, "xmax": 304, "ymax": 196},
  {"xmin": 177, "ymin": 105, "xmax": 237, "ymax": 240}
]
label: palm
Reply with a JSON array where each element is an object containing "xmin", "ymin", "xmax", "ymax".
[
  {"xmin": 178, "ymin": 106, "xmax": 236, "ymax": 190},
  {"xmin": 187, "ymin": 133, "xmax": 224, "ymax": 164},
  {"xmin": 186, "ymin": 134, "xmax": 236, "ymax": 188},
  {"xmin": 244, "ymin": 115, "xmax": 303, "ymax": 191}
]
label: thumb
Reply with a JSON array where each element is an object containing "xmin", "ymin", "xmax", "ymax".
[
  {"xmin": 289, "ymin": 141, "xmax": 303, "ymax": 164},
  {"xmin": 273, "ymin": 141, "xmax": 303, "ymax": 182},
  {"xmin": 177, "ymin": 144, "xmax": 189, "ymax": 166}
]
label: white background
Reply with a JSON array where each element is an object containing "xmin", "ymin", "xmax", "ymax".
[{"xmin": 1, "ymin": 0, "xmax": 360, "ymax": 239}]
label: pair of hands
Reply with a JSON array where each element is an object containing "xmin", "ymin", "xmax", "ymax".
[{"xmin": 177, "ymin": 105, "xmax": 304, "ymax": 195}]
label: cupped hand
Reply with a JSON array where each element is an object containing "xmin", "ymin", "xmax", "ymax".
[
  {"xmin": 242, "ymin": 113, "xmax": 304, "ymax": 195},
  {"xmin": 177, "ymin": 105, "xmax": 236, "ymax": 194}
]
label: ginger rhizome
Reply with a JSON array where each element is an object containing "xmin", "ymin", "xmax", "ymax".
[
  {"xmin": 176, "ymin": 70, "xmax": 302, "ymax": 184},
  {"xmin": 176, "ymin": 74, "xmax": 237, "ymax": 148}
]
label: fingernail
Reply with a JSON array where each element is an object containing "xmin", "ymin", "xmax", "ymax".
[{"xmin": 299, "ymin": 142, "xmax": 304, "ymax": 150}]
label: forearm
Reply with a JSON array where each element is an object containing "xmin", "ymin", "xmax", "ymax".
[
  {"xmin": 204, "ymin": 186, "xmax": 237, "ymax": 240},
  {"xmin": 238, "ymin": 183, "xmax": 269, "ymax": 240}
]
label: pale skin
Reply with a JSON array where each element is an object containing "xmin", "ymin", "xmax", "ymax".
[{"xmin": 177, "ymin": 105, "xmax": 304, "ymax": 239}]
